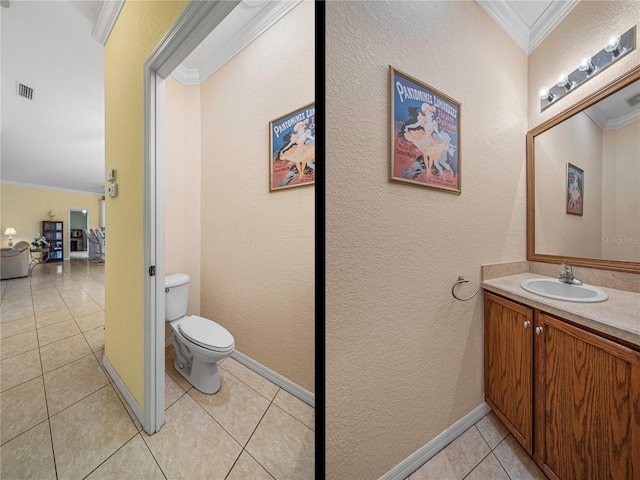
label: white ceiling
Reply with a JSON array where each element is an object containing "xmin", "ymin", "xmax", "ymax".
[
  {"xmin": 1, "ymin": 0, "xmax": 105, "ymax": 194},
  {"xmin": 585, "ymin": 80, "xmax": 640, "ymax": 131},
  {"xmin": 0, "ymin": 0, "xmax": 299, "ymax": 195},
  {"xmin": 1, "ymin": 0, "xmax": 587, "ymax": 195}
]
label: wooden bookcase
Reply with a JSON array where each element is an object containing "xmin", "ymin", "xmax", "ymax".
[{"xmin": 42, "ymin": 221, "xmax": 63, "ymax": 262}]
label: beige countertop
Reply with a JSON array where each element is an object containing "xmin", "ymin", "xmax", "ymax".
[{"xmin": 482, "ymin": 273, "xmax": 640, "ymax": 351}]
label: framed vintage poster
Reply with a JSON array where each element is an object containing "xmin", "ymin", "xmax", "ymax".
[
  {"xmin": 269, "ymin": 103, "xmax": 315, "ymax": 191},
  {"xmin": 566, "ymin": 163, "xmax": 583, "ymax": 215},
  {"xmin": 389, "ymin": 67, "xmax": 461, "ymax": 194}
]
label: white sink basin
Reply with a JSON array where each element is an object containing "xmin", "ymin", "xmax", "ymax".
[{"xmin": 520, "ymin": 278, "xmax": 608, "ymax": 303}]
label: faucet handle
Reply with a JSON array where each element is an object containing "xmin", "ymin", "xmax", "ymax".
[{"xmin": 560, "ymin": 263, "xmax": 572, "ymax": 274}]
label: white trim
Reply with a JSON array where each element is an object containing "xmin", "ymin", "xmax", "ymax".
[
  {"xmin": 605, "ymin": 109, "xmax": 640, "ymax": 130},
  {"xmin": 103, "ymin": 354, "xmax": 144, "ymax": 425},
  {"xmin": 170, "ymin": 64, "xmax": 201, "ymax": 86},
  {"xmin": 475, "ymin": 0, "xmax": 579, "ymax": 55},
  {"xmin": 584, "ymin": 104, "xmax": 608, "ymax": 130},
  {"xmin": 528, "ymin": 0, "xmax": 579, "ymax": 54},
  {"xmin": 92, "ymin": 0, "xmax": 125, "ymax": 46},
  {"xmin": 0, "ymin": 180, "xmax": 104, "ymax": 197},
  {"xmin": 194, "ymin": 0, "xmax": 300, "ymax": 84},
  {"xmin": 231, "ymin": 350, "xmax": 314, "ymax": 407},
  {"xmin": 142, "ymin": 0, "xmax": 240, "ymax": 435},
  {"xmin": 142, "ymin": 65, "xmax": 164, "ymax": 434},
  {"xmin": 378, "ymin": 403, "xmax": 491, "ymax": 480},
  {"xmin": 474, "ymin": 0, "xmax": 529, "ymax": 54}
]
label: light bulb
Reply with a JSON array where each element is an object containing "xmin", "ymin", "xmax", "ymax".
[
  {"xmin": 539, "ymin": 88, "xmax": 553, "ymax": 102},
  {"xmin": 578, "ymin": 57, "xmax": 595, "ymax": 75},
  {"xmin": 556, "ymin": 74, "xmax": 573, "ymax": 91},
  {"xmin": 605, "ymin": 35, "xmax": 621, "ymax": 57}
]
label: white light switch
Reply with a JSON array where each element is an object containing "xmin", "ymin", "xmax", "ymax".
[
  {"xmin": 107, "ymin": 169, "xmax": 117, "ymax": 182},
  {"xmin": 108, "ymin": 183, "xmax": 118, "ymax": 198}
]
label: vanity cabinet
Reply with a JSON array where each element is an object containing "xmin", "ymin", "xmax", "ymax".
[
  {"xmin": 484, "ymin": 292, "xmax": 533, "ymax": 453},
  {"xmin": 484, "ymin": 292, "xmax": 640, "ymax": 480}
]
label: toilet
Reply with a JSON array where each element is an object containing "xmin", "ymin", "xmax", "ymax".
[{"xmin": 165, "ymin": 273, "xmax": 234, "ymax": 394}]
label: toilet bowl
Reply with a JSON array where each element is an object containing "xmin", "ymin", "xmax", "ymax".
[{"xmin": 165, "ymin": 273, "xmax": 234, "ymax": 394}]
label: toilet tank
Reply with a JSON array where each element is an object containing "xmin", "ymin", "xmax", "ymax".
[{"xmin": 165, "ymin": 273, "xmax": 190, "ymax": 321}]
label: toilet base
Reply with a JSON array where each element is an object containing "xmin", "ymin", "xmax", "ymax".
[
  {"xmin": 168, "ymin": 318, "xmax": 233, "ymax": 395},
  {"xmin": 173, "ymin": 358, "xmax": 221, "ymax": 394}
]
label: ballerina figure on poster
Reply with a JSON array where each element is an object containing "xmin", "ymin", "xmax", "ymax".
[{"xmin": 402, "ymin": 103, "xmax": 455, "ymax": 181}]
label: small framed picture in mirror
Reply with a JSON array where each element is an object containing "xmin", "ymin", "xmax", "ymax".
[{"xmin": 567, "ymin": 163, "xmax": 583, "ymax": 215}]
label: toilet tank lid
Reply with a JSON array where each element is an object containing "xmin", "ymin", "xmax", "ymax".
[{"xmin": 165, "ymin": 273, "xmax": 190, "ymax": 288}]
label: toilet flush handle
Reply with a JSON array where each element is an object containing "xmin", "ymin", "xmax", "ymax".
[{"xmin": 165, "ymin": 288, "xmax": 169, "ymax": 293}]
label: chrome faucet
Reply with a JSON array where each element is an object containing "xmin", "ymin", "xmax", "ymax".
[{"xmin": 559, "ymin": 263, "xmax": 583, "ymax": 285}]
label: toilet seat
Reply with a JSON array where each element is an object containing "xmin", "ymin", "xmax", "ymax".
[{"xmin": 178, "ymin": 316, "xmax": 234, "ymax": 352}]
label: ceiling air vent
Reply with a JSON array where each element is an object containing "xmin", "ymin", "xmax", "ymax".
[
  {"xmin": 16, "ymin": 83, "xmax": 33, "ymax": 100},
  {"xmin": 624, "ymin": 92, "xmax": 640, "ymax": 108}
]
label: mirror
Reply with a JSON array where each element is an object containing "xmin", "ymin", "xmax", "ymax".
[{"xmin": 527, "ymin": 65, "xmax": 640, "ymax": 273}]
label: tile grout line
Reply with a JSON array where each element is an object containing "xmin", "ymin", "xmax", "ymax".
[
  {"xmin": 492, "ymin": 435, "xmax": 519, "ymax": 480},
  {"xmin": 79, "ymin": 428, "xmax": 140, "ymax": 480},
  {"xmin": 139, "ymin": 432, "xmax": 170, "ymax": 480},
  {"xmin": 32, "ymin": 276, "xmax": 60, "ymax": 480}
]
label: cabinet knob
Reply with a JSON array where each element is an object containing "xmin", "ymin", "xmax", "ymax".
[
  {"xmin": 524, "ymin": 321, "xmax": 531, "ymax": 328},
  {"xmin": 535, "ymin": 326, "xmax": 544, "ymax": 335}
]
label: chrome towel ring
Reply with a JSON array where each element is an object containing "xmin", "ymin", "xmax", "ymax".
[{"xmin": 451, "ymin": 275, "xmax": 479, "ymax": 301}]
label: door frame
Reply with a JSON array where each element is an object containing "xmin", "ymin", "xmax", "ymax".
[
  {"xmin": 141, "ymin": 0, "xmax": 240, "ymax": 434},
  {"xmin": 67, "ymin": 208, "xmax": 90, "ymax": 258}
]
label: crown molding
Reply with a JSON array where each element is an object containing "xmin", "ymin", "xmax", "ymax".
[
  {"xmin": 475, "ymin": 0, "xmax": 529, "ymax": 54},
  {"xmin": 528, "ymin": 0, "xmax": 579, "ymax": 53},
  {"xmin": 475, "ymin": 0, "xmax": 579, "ymax": 55},
  {"xmin": 171, "ymin": 0, "xmax": 300, "ymax": 86},
  {"xmin": 605, "ymin": 109, "xmax": 640, "ymax": 130},
  {"xmin": 1, "ymin": 180, "xmax": 104, "ymax": 196},
  {"xmin": 92, "ymin": 0, "xmax": 125, "ymax": 46},
  {"xmin": 170, "ymin": 64, "xmax": 201, "ymax": 86},
  {"xmin": 584, "ymin": 104, "xmax": 608, "ymax": 130}
]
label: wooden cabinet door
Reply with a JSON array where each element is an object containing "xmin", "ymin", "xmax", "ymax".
[
  {"xmin": 536, "ymin": 312, "xmax": 640, "ymax": 480},
  {"xmin": 484, "ymin": 292, "xmax": 534, "ymax": 453}
]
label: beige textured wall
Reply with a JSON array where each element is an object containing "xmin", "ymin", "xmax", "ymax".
[
  {"xmin": 199, "ymin": 1, "xmax": 314, "ymax": 392},
  {"xmin": 534, "ymin": 112, "xmax": 603, "ymax": 258},
  {"xmin": 164, "ymin": 76, "xmax": 202, "ymax": 333},
  {"xmin": 528, "ymin": 1, "xmax": 640, "ymax": 129},
  {"xmin": 602, "ymin": 120, "xmax": 640, "ymax": 261},
  {"xmin": 326, "ymin": 2, "xmax": 528, "ymax": 478}
]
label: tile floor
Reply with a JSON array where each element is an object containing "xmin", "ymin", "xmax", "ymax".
[
  {"xmin": 0, "ymin": 259, "xmax": 314, "ymax": 480},
  {"xmin": 406, "ymin": 411, "xmax": 548, "ymax": 480}
]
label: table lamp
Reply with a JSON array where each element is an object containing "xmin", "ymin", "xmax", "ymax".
[{"xmin": 4, "ymin": 227, "xmax": 16, "ymax": 247}]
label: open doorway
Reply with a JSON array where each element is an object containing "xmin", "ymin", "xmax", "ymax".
[
  {"xmin": 68, "ymin": 208, "xmax": 90, "ymax": 259},
  {"xmin": 142, "ymin": 0, "xmax": 314, "ymax": 435}
]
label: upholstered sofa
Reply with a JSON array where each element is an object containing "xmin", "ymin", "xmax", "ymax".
[{"xmin": 1, "ymin": 241, "xmax": 30, "ymax": 280}]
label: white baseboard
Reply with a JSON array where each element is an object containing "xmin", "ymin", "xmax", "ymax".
[
  {"xmin": 103, "ymin": 354, "xmax": 144, "ymax": 426},
  {"xmin": 379, "ymin": 402, "xmax": 491, "ymax": 480},
  {"xmin": 230, "ymin": 350, "xmax": 314, "ymax": 408}
]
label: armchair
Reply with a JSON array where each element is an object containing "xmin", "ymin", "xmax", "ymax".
[{"xmin": 1, "ymin": 241, "xmax": 30, "ymax": 280}]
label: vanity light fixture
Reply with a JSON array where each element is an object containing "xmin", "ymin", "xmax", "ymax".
[{"xmin": 539, "ymin": 26, "xmax": 636, "ymax": 111}]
